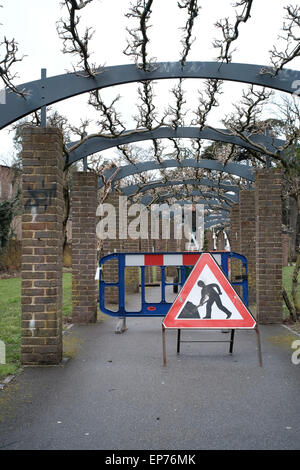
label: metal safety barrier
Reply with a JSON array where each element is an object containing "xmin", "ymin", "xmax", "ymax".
[{"xmin": 98, "ymin": 251, "xmax": 249, "ymax": 317}]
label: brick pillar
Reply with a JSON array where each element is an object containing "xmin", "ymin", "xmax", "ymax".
[
  {"xmin": 124, "ymin": 204, "xmax": 140, "ymax": 293},
  {"xmin": 101, "ymin": 192, "xmax": 122, "ymax": 304},
  {"xmin": 239, "ymin": 191, "xmax": 256, "ymax": 304},
  {"xmin": 72, "ymin": 172, "xmax": 98, "ymax": 323},
  {"xmin": 216, "ymin": 231, "xmax": 225, "ymax": 250},
  {"xmin": 206, "ymin": 231, "xmax": 214, "ymax": 251},
  {"xmin": 229, "ymin": 203, "xmax": 241, "ymax": 293},
  {"xmin": 167, "ymin": 218, "xmax": 178, "ymax": 277},
  {"xmin": 21, "ymin": 127, "xmax": 63, "ymax": 365},
  {"xmin": 255, "ymin": 168, "xmax": 283, "ymax": 324},
  {"xmin": 229, "ymin": 204, "xmax": 240, "ymax": 253}
]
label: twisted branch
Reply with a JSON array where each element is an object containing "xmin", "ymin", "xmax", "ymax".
[
  {"xmin": 213, "ymin": 0, "xmax": 254, "ymax": 63},
  {"xmin": 57, "ymin": 0, "xmax": 98, "ymax": 77}
]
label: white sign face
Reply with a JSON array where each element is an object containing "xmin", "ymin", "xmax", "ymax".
[
  {"xmin": 163, "ymin": 253, "xmax": 256, "ymax": 330},
  {"xmin": 175, "ymin": 264, "xmax": 243, "ymax": 321}
]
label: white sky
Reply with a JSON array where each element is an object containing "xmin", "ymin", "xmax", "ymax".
[{"xmin": 0, "ymin": 0, "xmax": 299, "ymax": 165}]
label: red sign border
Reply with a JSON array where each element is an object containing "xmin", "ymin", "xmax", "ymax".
[{"xmin": 163, "ymin": 253, "xmax": 256, "ymax": 329}]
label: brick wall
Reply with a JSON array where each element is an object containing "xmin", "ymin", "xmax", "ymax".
[
  {"xmin": 216, "ymin": 231, "xmax": 225, "ymax": 250},
  {"xmin": 72, "ymin": 172, "xmax": 98, "ymax": 323},
  {"xmin": 255, "ymin": 168, "xmax": 282, "ymax": 323},
  {"xmin": 239, "ymin": 191, "xmax": 256, "ymax": 304},
  {"xmin": 229, "ymin": 203, "xmax": 241, "ymax": 290},
  {"xmin": 21, "ymin": 127, "xmax": 63, "ymax": 365},
  {"xmin": 206, "ymin": 231, "xmax": 214, "ymax": 251},
  {"xmin": 100, "ymin": 192, "xmax": 140, "ymax": 304}
]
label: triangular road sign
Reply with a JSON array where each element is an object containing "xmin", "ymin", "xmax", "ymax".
[{"xmin": 163, "ymin": 253, "xmax": 256, "ymax": 329}]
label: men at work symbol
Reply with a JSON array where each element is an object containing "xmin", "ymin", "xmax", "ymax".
[{"xmin": 178, "ymin": 280, "xmax": 232, "ymax": 319}]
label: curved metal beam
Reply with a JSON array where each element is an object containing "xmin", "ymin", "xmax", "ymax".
[
  {"xmin": 205, "ymin": 214, "xmax": 229, "ymax": 223},
  {"xmin": 2, "ymin": 61, "xmax": 299, "ymax": 130},
  {"xmin": 142, "ymin": 196, "xmax": 230, "ymax": 212},
  {"xmin": 122, "ymin": 177, "xmax": 241, "ymax": 196},
  {"xmin": 205, "ymin": 219, "xmax": 230, "ymax": 229},
  {"xmin": 153, "ymin": 190, "xmax": 237, "ymax": 204},
  {"xmin": 98, "ymin": 158, "xmax": 255, "ymax": 188},
  {"xmin": 68, "ymin": 127, "xmax": 285, "ymax": 165}
]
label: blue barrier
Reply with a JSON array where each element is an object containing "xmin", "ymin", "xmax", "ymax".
[{"xmin": 99, "ymin": 251, "xmax": 248, "ymax": 318}]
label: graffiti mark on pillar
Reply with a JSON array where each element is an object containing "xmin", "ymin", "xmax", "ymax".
[{"xmin": 24, "ymin": 179, "xmax": 57, "ymax": 212}]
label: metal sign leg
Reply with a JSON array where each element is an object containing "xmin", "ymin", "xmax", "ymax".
[
  {"xmin": 177, "ymin": 329, "xmax": 181, "ymax": 354},
  {"xmin": 229, "ymin": 329, "xmax": 235, "ymax": 354},
  {"xmin": 162, "ymin": 324, "xmax": 167, "ymax": 367},
  {"xmin": 255, "ymin": 324, "xmax": 263, "ymax": 367}
]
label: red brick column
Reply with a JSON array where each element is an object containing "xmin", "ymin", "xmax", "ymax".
[
  {"xmin": 216, "ymin": 231, "xmax": 225, "ymax": 250},
  {"xmin": 229, "ymin": 204, "xmax": 240, "ymax": 253},
  {"xmin": 206, "ymin": 231, "xmax": 214, "ymax": 251},
  {"xmin": 255, "ymin": 168, "xmax": 283, "ymax": 323},
  {"xmin": 21, "ymin": 127, "xmax": 63, "ymax": 365},
  {"xmin": 72, "ymin": 172, "xmax": 98, "ymax": 323},
  {"xmin": 124, "ymin": 204, "xmax": 140, "ymax": 294},
  {"xmin": 239, "ymin": 191, "xmax": 256, "ymax": 304},
  {"xmin": 100, "ymin": 192, "xmax": 122, "ymax": 304},
  {"xmin": 167, "ymin": 218, "xmax": 178, "ymax": 277},
  {"xmin": 229, "ymin": 203, "xmax": 241, "ymax": 293}
]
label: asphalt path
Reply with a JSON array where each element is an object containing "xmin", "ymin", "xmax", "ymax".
[{"xmin": 0, "ymin": 287, "xmax": 299, "ymax": 450}]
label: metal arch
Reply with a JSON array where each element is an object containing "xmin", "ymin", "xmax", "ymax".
[
  {"xmin": 149, "ymin": 197, "xmax": 230, "ymax": 212},
  {"xmin": 122, "ymin": 177, "xmax": 241, "ymax": 197},
  {"xmin": 205, "ymin": 214, "xmax": 230, "ymax": 223},
  {"xmin": 205, "ymin": 219, "xmax": 230, "ymax": 229},
  {"xmin": 139, "ymin": 195, "xmax": 230, "ymax": 212},
  {"xmin": 142, "ymin": 190, "xmax": 238, "ymax": 205},
  {"xmin": 68, "ymin": 126, "xmax": 285, "ymax": 165},
  {"xmin": 98, "ymin": 158, "xmax": 255, "ymax": 189},
  {"xmin": 138, "ymin": 191, "xmax": 235, "ymax": 206},
  {"xmin": 1, "ymin": 61, "xmax": 300, "ymax": 130}
]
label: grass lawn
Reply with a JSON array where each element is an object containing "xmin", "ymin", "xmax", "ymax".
[{"xmin": 0, "ymin": 273, "xmax": 72, "ymax": 379}]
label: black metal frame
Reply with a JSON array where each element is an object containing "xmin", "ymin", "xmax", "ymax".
[{"xmin": 176, "ymin": 328, "xmax": 235, "ymax": 354}]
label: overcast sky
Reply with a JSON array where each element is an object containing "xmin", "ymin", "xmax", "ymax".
[{"xmin": 1, "ymin": 0, "xmax": 299, "ymax": 165}]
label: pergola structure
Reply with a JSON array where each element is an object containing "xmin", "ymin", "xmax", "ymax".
[{"xmin": 1, "ymin": 60, "xmax": 295, "ymax": 364}]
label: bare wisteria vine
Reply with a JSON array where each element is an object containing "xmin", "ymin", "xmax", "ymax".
[
  {"xmin": 57, "ymin": 0, "xmax": 97, "ymax": 77},
  {"xmin": 123, "ymin": 0, "xmax": 155, "ymax": 71},
  {"xmin": 264, "ymin": 4, "xmax": 300, "ymax": 76},
  {"xmin": 178, "ymin": 0, "xmax": 201, "ymax": 68},
  {"xmin": 0, "ymin": 3, "xmax": 26, "ymax": 97},
  {"xmin": 213, "ymin": 0, "xmax": 254, "ymax": 64}
]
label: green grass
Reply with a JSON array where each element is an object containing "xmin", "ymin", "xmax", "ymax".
[
  {"xmin": 0, "ymin": 277, "xmax": 21, "ymax": 378},
  {"xmin": 0, "ymin": 273, "xmax": 72, "ymax": 379}
]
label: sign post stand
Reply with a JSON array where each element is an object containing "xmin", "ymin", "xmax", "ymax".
[
  {"xmin": 255, "ymin": 324, "xmax": 263, "ymax": 367},
  {"xmin": 162, "ymin": 253, "xmax": 262, "ymax": 367},
  {"xmin": 162, "ymin": 324, "xmax": 167, "ymax": 367}
]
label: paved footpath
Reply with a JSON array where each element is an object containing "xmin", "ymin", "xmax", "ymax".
[{"xmin": 0, "ymin": 287, "xmax": 300, "ymax": 450}]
